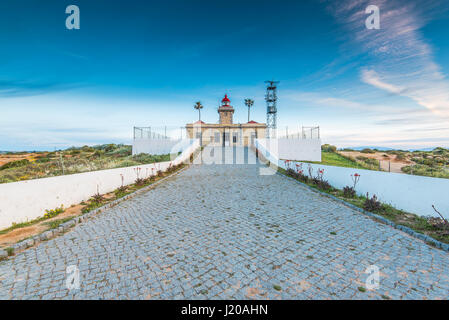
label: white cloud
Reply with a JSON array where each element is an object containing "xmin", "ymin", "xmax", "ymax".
[{"xmin": 360, "ymin": 69, "xmax": 404, "ymax": 95}]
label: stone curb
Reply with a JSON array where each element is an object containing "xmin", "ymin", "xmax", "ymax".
[
  {"xmin": 278, "ymin": 171, "xmax": 449, "ymax": 253},
  {"xmin": 3, "ymin": 164, "xmax": 191, "ymax": 258}
]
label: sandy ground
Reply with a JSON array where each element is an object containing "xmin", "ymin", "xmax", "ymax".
[
  {"xmin": 0, "ymin": 153, "xmax": 43, "ymax": 166},
  {"xmin": 0, "ymin": 188, "xmax": 119, "ymax": 249},
  {"xmin": 339, "ymin": 151, "xmax": 414, "ymax": 173},
  {"xmin": 0, "ymin": 204, "xmax": 85, "ymax": 249}
]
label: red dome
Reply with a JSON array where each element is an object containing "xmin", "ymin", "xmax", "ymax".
[{"xmin": 221, "ymin": 94, "xmax": 230, "ymax": 103}]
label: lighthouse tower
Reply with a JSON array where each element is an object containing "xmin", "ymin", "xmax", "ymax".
[{"xmin": 218, "ymin": 94, "xmax": 234, "ymax": 125}]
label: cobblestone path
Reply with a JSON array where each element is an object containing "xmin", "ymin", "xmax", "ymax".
[{"xmin": 1, "ymin": 158, "xmax": 449, "ymax": 299}]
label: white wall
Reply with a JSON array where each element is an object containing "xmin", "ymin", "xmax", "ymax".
[
  {"xmin": 0, "ymin": 140, "xmax": 200, "ymax": 230},
  {"xmin": 133, "ymin": 138, "xmax": 195, "ymax": 155},
  {"xmin": 256, "ymin": 140, "xmax": 449, "ymax": 219},
  {"xmin": 256, "ymin": 138, "xmax": 321, "ymax": 162}
]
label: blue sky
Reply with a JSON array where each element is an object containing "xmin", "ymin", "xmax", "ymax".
[{"xmin": 1, "ymin": 0, "xmax": 449, "ymax": 150}]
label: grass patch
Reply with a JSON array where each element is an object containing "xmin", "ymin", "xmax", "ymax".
[
  {"xmin": 44, "ymin": 217, "xmax": 73, "ymax": 230},
  {"xmin": 0, "ymin": 205, "xmax": 66, "ymax": 234},
  {"xmin": 358, "ymin": 286, "xmax": 366, "ymax": 293},
  {"xmin": 5, "ymin": 247, "xmax": 14, "ymax": 256},
  {"xmin": 273, "ymin": 285, "xmax": 282, "ymax": 291},
  {"xmin": 303, "ymin": 151, "xmax": 369, "ymax": 169}
]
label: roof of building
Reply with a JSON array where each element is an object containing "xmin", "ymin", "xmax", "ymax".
[
  {"xmin": 247, "ymin": 120, "xmax": 258, "ymax": 124},
  {"xmin": 186, "ymin": 122, "xmax": 266, "ymax": 128},
  {"xmin": 221, "ymin": 94, "xmax": 230, "ymax": 103}
]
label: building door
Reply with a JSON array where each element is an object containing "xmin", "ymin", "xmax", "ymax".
[
  {"xmin": 214, "ymin": 132, "xmax": 220, "ymax": 146},
  {"xmin": 223, "ymin": 132, "xmax": 230, "ymax": 147}
]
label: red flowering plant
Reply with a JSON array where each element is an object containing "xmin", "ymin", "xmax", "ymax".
[
  {"xmin": 116, "ymin": 174, "xmax": 127, "ymax": 193},
  {"xmin": 307, "ymin": 164, "xmax": 313, "ymax": 179},
  {"xmin": 343, "ymin": 173, "xmax": 360, "ymax": 198},
  {"xmin": 317, "ymin": 169, "xmax": 324, "ymax": 180},
  {"xmin": 285, "ymin": 160, "xmax": 297, "ymax": 177},
  {"xmin": 312, "ymin": 168, "xmax": 331, "ymax": 191},
  {"xmin": 351, "ymin": 173, "xmax": 360, "ymax": 189},
  {"xmin": 296, "ymin": 163, "xmax": 309, "ymax": 183},
  {"xmin": 167, "ymin": 162, "xmax": 173, "ymax": 173},
  {"xmin": 134, "ymin": 167, "xmax": 145, "ymax": 186},
  {"xmin": 149, "ymin": 168, "xmax": 156, "ymax": 181}
]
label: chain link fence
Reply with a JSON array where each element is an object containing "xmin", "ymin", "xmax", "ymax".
[
  {"xmin": 133, "ymin": 126, "xmax": 188, "ymax": 140},
  {"xmin": 278, "ymin": 126, "xmax": 320, "ymax": 139}
]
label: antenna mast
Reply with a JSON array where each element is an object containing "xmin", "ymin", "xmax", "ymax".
[{"xmin": 265, "ymin": 80, "xmax": 279, "ymax": 138}]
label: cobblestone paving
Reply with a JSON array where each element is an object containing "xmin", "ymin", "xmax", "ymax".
[{"xmin": 1, "ymin": 155, "xmax": 449, "ymax": 299}]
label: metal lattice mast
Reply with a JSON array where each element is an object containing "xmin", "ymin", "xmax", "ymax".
[{"xmin": 265, "ymin": 80, "xmax": 279, "ymax": 138}]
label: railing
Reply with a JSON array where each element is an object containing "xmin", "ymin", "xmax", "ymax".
[
  {"xmin": 277, "ymin": 126, "xmax": 320, "ymax": 139},
  {"xmin": 133, "ymin": 126, "xmax": 187, "ymax": 140}
]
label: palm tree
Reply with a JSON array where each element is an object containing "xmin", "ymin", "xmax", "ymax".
[
  {"xmin": 244, "ymin": 99, "xmax": 254, "ymax": 122},
  {"xmin": 194, "ymin": 101, "xmax": 203, "ymax": 121}
]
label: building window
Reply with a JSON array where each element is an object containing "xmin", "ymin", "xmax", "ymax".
[
  {"xmin": 233, "ymin": 133, "xmax": 238, "ymax": 143},
  {"xmin": 214, "ymin": 132, "xmax": 220, "ymax": 143},
  {"xmin": 195, "ymin": 132, "xmax": 201, "ymax": 139}
]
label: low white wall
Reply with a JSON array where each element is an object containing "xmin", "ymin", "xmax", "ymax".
[
  {"xmin": 256, "ymin": 140, "xmax": 449, "ymax": 219},
  {"xmin": 256, "ymin": 138, "xmax": 321, "ymax": 162},
  {"xmin": 132, "ymin": 138, "xmax": 194, "ymax": 155},
  {"xmin": 0, "ymin": 139, "xmax": 200, "ymax": 230}
]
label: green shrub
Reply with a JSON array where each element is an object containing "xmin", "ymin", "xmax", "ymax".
[
  {"xmin": 343, "ymin": 186, "xmax": 356, "ymax": 198},
  {"xmin": 0, "ymin": 159, "xmax": 30, "ymax": 170},
  {"xmin": 321, "ymin": 144, "xmax": 337, "ymax": 153},
  {"xmin": 44, "ymin": 206, "xmax": 64, "ymax": 219},
  {"xmin": 364, "ymin": 193, "xmax": 382, "ymax": 212}
]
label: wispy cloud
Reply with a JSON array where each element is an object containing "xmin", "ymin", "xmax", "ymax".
[
  {"xmin": 326, "ymin": 0, "xmax": 449, "ymax": 116},
  {"xmin": 0, "ymin": 79, "xmax": 83, "ymax": 97},
  {"xmin": 360, "ymin": 69, "xmax": 405, "ymax": 95}
]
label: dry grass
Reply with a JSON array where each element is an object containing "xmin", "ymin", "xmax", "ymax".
[{"xmin": 0, "ymin": 144, "xmax": 174, "ymax": 184}]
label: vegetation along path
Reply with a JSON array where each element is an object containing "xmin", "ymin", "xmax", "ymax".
[{"xmin": 1, "ymin": 153, "xmax": 448, "ymax": 299}]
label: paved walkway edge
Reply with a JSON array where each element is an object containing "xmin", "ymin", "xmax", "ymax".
[
  {"xmin": 276, "ymin": 170, "xmax": 449, "ymax": 253},
  {"xmin": 0, "ymin": 164, "xmax": 192, "ymax": 259}
]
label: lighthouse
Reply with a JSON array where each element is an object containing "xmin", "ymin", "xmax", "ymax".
[
  {"xmin": 186, "ymin": 93, "xmax": 266, "ymax": 147},
  {"xmin": 218, "ymin": 94, "xmax": 235, "ymax": 125}
]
